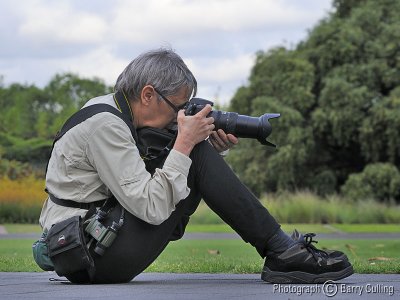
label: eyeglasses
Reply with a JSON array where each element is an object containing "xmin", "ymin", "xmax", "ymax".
[{"xmin": 154, "ymin": 88, "xmax": 188, "ymax": 113}]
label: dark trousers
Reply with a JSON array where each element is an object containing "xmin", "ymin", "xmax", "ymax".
[{"xmin": 67, "ymin": 141, "xmax": 280, "ymax": 283}]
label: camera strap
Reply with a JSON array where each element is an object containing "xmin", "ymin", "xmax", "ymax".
[
  {"xmin": 44, "ymin": 92, "xmax": 139, "ymax": 209},
  {"xmin": 45, "ymin": 100, "xmax": 139, "ymax": 174}
]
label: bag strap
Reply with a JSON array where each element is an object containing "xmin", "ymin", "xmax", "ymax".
[
  {"xmin": 45, "ymin": 92, "xmax": 138, "ymax": 209},
  {"xmin": 46, "ymin": 92, "xmax": 139, "ymax": 172},
  {"xmin": 54, "ymin": 102, "xmax": 138, "ymax": 145}
]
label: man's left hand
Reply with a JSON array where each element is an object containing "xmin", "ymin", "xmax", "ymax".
[{"xmin": 209, "ymin": 129, "xmax": 239, "ymax": 153}]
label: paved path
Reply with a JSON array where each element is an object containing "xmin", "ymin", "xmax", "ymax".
[
  {"xmin": 0, "ymin": 225, "xmax": 7, "ymax": 234},
  {"xmin": 0, "ymin": 272, "xmax": 398, "ymax": 300}
]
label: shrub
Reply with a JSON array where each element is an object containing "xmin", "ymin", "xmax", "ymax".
[
  {"xmin": 341, "ymin": 163, "xmax": 400, "ymax": 202},
  {"xmin": 0, "ymin": 203, "xmax": 42, "ymax": 223},
  {"xmin": 191, "ymin": 190, "xmax": 400, "ymax": 224},
  {"xmin": 0, "ymin": 176, "xmax": 46, "ymax": 223},
  {"xmin": 0, "ymin": 158, "xmax": 34, "ymax": 180},
  {"xmin": 259, "ymin": 191, "xmax": 400, "ymax": 224},
  {"xmin": 310, "ymin": 170, "xmax": 337, "ymax": 196},
  {"xmin": 1, "ymin": 174, "xmax": 399, "ymax": 224}
]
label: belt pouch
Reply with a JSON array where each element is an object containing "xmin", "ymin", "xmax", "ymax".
[{"xmin": 46, "ymin": 216, "xmax": 94, "ymax": 277}]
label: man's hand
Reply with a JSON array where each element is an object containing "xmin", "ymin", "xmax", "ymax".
[
  {"xmin": 209, "ymin": 129, "xmax": 238, "ymax": 153},
  {"xmin": 173, "ymin": 104, "xmax": 215, "ymax": 156}
]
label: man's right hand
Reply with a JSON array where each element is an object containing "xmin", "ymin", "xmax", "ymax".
[{"xmin": 173, "ymin": 104, "xmax": 215, "ymax": 156}]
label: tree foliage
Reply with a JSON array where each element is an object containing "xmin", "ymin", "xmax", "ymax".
[
  {"xmin": 341, "ymin": 163, "xmax": 400, "ymax": 202},
  {"xmin": 0, "ymin": 73, "xmax": 112, "ymax": 173},
  {"xmin": 227, "ymin": 0, "xmax": 400, "ymax": 202},
  {"xmin": 1, "ymin": 0, "xmax": 400, "ymax": 203}
]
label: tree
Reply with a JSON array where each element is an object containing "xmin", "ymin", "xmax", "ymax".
[
  {"xmin": 0, "ymin": 83, "xmax": 49, "ymax": 139},
  {"xmin": 45, "ymin": 73, "xmax": 113, "ymax": 136},
  {"xmin": 341, "ymin": 163, "xmax": 400, "ymax": 202},
  {"xmin": 226, "ymin": 0, "xmax": 400, "ymax": 200},
  {"xmin": 0, "ymin": 73, "xmax": 113, "ymax": 166}
]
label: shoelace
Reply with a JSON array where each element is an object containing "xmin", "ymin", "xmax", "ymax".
[{"xmin": 301, "ymin": 233, "xmax": 329, "ymax": 262}]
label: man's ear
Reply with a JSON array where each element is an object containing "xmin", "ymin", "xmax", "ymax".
[{"xmin": 140, "ymin": 85, "xmax": 156, "ymax": 106}]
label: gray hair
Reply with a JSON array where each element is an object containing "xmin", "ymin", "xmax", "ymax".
[{"xmin": 115, "ymin": 48, "xmax": 197, "ymax": 101}]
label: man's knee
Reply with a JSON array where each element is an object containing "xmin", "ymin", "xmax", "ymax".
[{"xmin": 190, "ymin": 140, "xmax": 220, "ymax": 165}]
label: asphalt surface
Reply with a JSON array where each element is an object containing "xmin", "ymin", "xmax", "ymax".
[{"xmin": 0, "ymin": 272, "xmax": 399, "ymax": 300}]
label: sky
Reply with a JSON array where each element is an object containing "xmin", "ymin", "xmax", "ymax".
[{"xmin": 0, "ymin": 0, "xmax": 333, "ymax": 105}]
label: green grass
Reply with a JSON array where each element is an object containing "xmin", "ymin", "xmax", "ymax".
[
  {"xmin": 148, "ymin": 239, "xmax": 400, "ymax": 274},
  {"xmin": 1, "ymin": 222, "xmax": 398, "ymax": 274},
  {"xmin": 0, "ymin": 239, "xmax": 42, "ymax": 272},
  {"xmin": 0, "ymin": 238, "xmax": 399, "ymax": 274},
  {"xmin": 319, "ymin": 239, "xmax": 400, "ymax": 274},
  {"xmin": 331, "ymin": 224, "xmax": 400, "ymax": 233},
  {"xmin": 147, "ymin": 240, "xmax": 263, "ymax": 273}
]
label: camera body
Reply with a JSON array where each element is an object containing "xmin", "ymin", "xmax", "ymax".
[
  {"xmin": 184, "ymin": 98, "xmax": 280, "ymax": 147},
  {"xmin": 184, "ymin": 98, "xmax": 214, "ymax": 116}
]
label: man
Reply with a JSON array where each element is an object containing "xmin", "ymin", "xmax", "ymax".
[{"xmin": 34, "ymin": 48, "xmax": 353, "ymax": 284}]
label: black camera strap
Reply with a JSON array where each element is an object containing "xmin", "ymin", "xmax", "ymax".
[
  {"xmin": 53, "ymin": 95, "xmax": 138, "ymax": 147},
  {"xmin": 45, "ymin": 92, "xmax": 139, "ymax": 209},
  {"xmin": 113, "ymin": 90, "xmax": 134, "ymax": 123}
]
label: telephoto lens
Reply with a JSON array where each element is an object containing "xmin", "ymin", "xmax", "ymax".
[{"xmin": 184, "ymin": 98, "xmax": 280, "ymax": 147}]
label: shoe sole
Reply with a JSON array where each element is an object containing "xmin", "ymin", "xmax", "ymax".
[{"xmin": 261, "ymin": 265, "xmax": 354, "ymax": 284}]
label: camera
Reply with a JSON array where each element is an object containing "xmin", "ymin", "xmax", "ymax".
[{"xmin": 184, "ymin": 98, "xmax": 280, "ymax": 147}]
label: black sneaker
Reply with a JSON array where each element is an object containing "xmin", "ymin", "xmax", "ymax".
[
  {"xmin": 262, "ymin": 232, "xmax": 353, "ymax": 284},
  {"xmin": 291, "ymin": 230, "xmax": 348, "ymax": 260}
]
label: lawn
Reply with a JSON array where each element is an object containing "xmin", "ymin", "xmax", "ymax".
[
  {"xmin": 1, "ymin": 223, "xmax": 399, "ymax": 273},
  {"xmin": 0, "ymin": 239, "xmax": 41, "ymax": 272},
  {"xmin": 148, "ymin": 239, "xmax": 400, "ymax": 274},
  {"xmin": 0, "ymin": 238, "xmax": 399, "ymax": 274}
]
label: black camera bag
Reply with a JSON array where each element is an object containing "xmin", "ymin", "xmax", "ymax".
[
  {"xmin": 46, "ymin": 216, "xmax": 95, "ymax": 278},
  {"xmin": 136, "ymin": 127, "xmax": 176, "ymax": 174}
]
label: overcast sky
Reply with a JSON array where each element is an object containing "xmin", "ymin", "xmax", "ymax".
[{"xmin": 0, "ymin": 0, "xmax": 333, "ymax": 105}]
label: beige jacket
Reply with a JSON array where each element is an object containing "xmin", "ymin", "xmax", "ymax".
[{"xmin": 39, "ymin": 94, "xmax": 192, "ymax": 230}]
